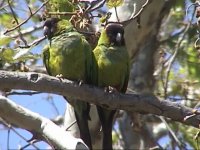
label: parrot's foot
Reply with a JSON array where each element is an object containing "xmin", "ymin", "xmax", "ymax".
[
  {"xmin": 56, "ymin": 74, "xmax": 64, "ymax": 81},
  {"xmin": 99, "ymin": 126, "xmax": 102, "ymax": 132},
  {"xmin": 56, "ymin": 74, "xmax": 63, "ymax": 78},
  {"xmin": 104, "ymin": 86, "xmax": 118, "ymax": 93},
  {"xmin": 20, "ymin": 62, "xmax": 30, "ymax": 72},
  {"xmin": 78, "ymin": 80, "xmax": 84, "ymax": 86}
]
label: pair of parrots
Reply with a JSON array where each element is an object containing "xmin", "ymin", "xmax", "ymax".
[{"xmin": 42, "ymin": 18, "xmax": 130, "ymax": 149}]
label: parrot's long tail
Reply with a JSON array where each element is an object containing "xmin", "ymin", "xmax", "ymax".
[
  {"xmin": 64, "ymin": 97, "xmax": 92, "ymax": 149},
  {"xmin": 97, "ymin": 106, "xmax": 116, "ymax": 150},
  {"xmin": 74, "ymin": 106, "xmax": 92, "ymax": 149}
]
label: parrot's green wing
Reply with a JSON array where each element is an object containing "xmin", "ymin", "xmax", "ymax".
[
  {"xmin": 42, "ymin": 45, "xmax": 52, "ymax": 76},
  {"xmin": 84, "ymin": 39, "xmax": 98, "ymax": 85}
]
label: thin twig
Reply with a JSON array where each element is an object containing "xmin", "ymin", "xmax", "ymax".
[
  {"xmin": 163, "ymin": 18, "xmax": 193, "ymax": 98},
  {"xmin": 65, "ymin": 120, "xmax": 77, "ymax": 131},
  {"xmin": 184, "ymin": 114, "xmax": 197, "ymax": 121},
  {"xmin": 194, "ymin": 131, "xmax": 200, "ymax": 149},
  {"xmin": 10, "ymin": 23, "xmax": 43, "ymax": 38},
  {"xmin": 186, "ymin": 1, "xmax": 200, "ymax": 20},
  {"xmin": 1, "ymin": 119, "xmax": 40, "ymax": 150},
  {"xmin": 159, "ymin": 116, "xmax": 185, "ymax": 149},
  {"xmin": 19, "ymin": 36, "xmax": 46, "ymax": 48},
  {"xmin": 7, "ymin": 127, "xmax": 10, "ymax": 150},
  {"xmin": 19, "ymin": 139, "xmax": 38, "ymax": 150},
  {"xmin": 4, "ymin": 0, "xmax": 49, "ymax": 34},
  {"xmin": 129, "ymin": 3, "xmax": 137, "ymax": 19},
  {"xmin": 108, "ymin": 0, "xmax": 150, "ymax": 26},
  {"xmin": 184, "ymin": 109, "xmax": 200, "ymax": 121},
  {"xmin": 159, "ymin": 26, "xmax": 186, "ymax": 44},
  {"xmin": 47, "ymin": 11, "xmax": 76, "ymax": 16},
  {"xmin": 114, "ymin": 7, "xmax": 120, "ymax": 22},
  {"xmin": 85, "ymin": 0, "xmax": 106, "ymax": 13},
  {"xmin": 0, "ymin": 0, "xmax": 7, "ymax": 10},
  {"xmin": 7, "ymin": 0, "xmax": 28, "ymax": 46}
]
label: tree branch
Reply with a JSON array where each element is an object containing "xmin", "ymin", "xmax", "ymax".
[
  {"xmin": 4, "ymin": 0, "xmax": 49, "ymax": 34},
  {"xmin": 0, "ymin": 70, "xmax": 199, "ymax": 128},
  {"xmin": 0, "ymin": 95, "xmax": 88, "ymax": 150}
]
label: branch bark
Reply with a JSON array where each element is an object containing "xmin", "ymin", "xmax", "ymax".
[
  {"xmin": 0, "ymin": 70, "xmax": 199, "ymax": 128},
  {"xmin": 0, "ymin": 95, "xmax": 88, "ymax": 150}
]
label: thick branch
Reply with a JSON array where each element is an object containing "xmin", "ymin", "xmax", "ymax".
[
  {"xmin": 0, "ymin": 95, "xmax": 88, "ymax": 150},
  {"xmin": 0, "ymin": 70, "xmax": 199, "ymax": 128}
]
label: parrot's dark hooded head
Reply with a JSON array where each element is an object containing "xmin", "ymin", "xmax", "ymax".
[
  {"xmin": 43, "ymin": 18, "xmax": 73, "ymax": 39},
  {"xmin": 43, "ymin": 18, "xmax": 60, "ymax": 39},
  {"xmin": 105, "ymin": 23, "xmax": 125, "ymax": 46}
]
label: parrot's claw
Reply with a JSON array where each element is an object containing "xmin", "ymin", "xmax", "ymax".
[
  {"xmin": 78, "ymin": 80, "xmax": 84, "ymax": 86},
  {"xmin": 56, "ymin": 74, "xmax": 63, "ymax": 78},
  {"xmin": 104, "ymin": 86, "xmax": 118, "ymax": 93},
  {"xmin": 99, "ymin": 126, "xmax": 102, "ymax": 132},
  {"xmin": 56, "ymin": 74, "xmax": 64, "ymax": 81},
  {"xmin": 20, "ymin": 62, "xmax": 30, "ymax": 72}
]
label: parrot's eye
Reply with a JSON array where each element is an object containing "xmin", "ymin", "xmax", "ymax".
[{"xmin": 105, "ymin": 23, "xmax": 125, "ymax": 46}]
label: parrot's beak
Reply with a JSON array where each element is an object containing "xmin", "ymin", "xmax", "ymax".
[
  {"xmin": 116, "ymin": 32, "xmax": 122, "ymax": 44},
  {"xmin": 43, "ymin": 25, "xmax": 53, "ymax": 40},
  {"xmin": 43, "ymin": 26, "xmax": 49, "ymax": 37}
]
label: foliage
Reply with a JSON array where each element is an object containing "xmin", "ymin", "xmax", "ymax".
[{"xmin": 106, "ymin": 0, "xmax": 124, "ymax": 8}]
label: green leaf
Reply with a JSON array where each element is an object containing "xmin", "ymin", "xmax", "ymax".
[
  {"xmin": 0, "ymin": 13, "xmax": 14, "ymax": 28},
  {"xmin": 106, "ymin": 0, "xmax": 124, "ymax": 8},
  {"xmin": 0, "ymin": 48, "xmax": 15, "ymax": 62},
  {"xmin": 0, "ymin": 35, "xmax": 12, "ymax": 46}
]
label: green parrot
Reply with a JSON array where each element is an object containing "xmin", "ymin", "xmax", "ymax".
[
  {"xmin": 42, "ymin": 18, "xmax": 93, "ymax": 149},
  {"xmin": 93, "ymin": 23, "xmax": 130, "ymax": 149}
]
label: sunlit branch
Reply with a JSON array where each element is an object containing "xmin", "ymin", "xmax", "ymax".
[
  {"xmin": 0, "ymin": 70, "xmax": 199, "ymax": 129},
  {"xmin": 0, "ymin": 95, "xmax": 88, "ymax": 149},
  {"xmin": 18, "ymin": 36, "xmax": 46, "ymax": 48}
]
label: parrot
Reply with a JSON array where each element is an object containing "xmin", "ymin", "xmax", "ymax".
[
  {"xmin": 42, "ymin": 17, "xmax": 93, "ymax": 149},
  {"xmin": 92, "ymin": 23, "xmax": 130, "ymax": 149}
]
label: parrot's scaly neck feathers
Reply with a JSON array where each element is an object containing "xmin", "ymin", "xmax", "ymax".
[
  {"xmin": 97, "ymin": 30, "xmax": 110, "ymax": 46},
  {"xmin": 54, "ymin": 20, "xmax": 74, "ymax": 36}
]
